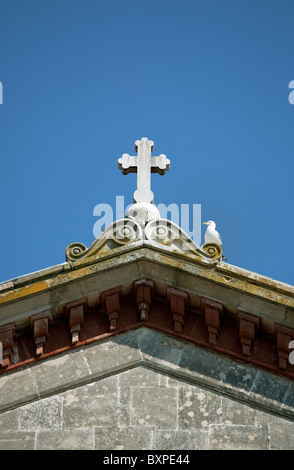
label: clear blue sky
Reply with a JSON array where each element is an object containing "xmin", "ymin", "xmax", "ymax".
[{"xmin": 0, "ymin": 0, "xmax": 293, "ymax": 286}]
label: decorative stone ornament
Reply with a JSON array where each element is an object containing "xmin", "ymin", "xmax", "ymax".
[
  {"xmin": 118, "ymin": 137, "xmax": 170, "ymax": 205},
  {"xmin": 126, "ymin": 202, "xmax": 161, "ymax": 227},
  {"xmin": 65, "ymin": 138, "xmax": 223, "ymax": 263},
  {"xmin": 66, "ymin": 217, "xmax": 222, "ymax": 262}
]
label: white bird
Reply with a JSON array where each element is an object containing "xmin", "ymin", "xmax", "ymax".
[{"xmin": 203, "ymin": 220, "xmax": 222, "ymax": 246}]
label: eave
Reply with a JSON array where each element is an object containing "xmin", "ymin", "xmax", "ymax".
[{"xmin": 0, "ymin": 240, "xmax": 293, "ymax": 379}]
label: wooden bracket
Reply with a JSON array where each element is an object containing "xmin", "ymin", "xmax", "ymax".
[
  {"xmin": 132, "ymin": 279, "xmax": 154, "ymax": 322},
  {"xmin": 0, "ymin": 323, "xmax": 15, "ymax": 368},
  {"xmin": 30, "ymin": 311, "xmax": 53, "ymax": 356},
  {"xmin": 101, "ymin": 287, "xmax": 123, "ymax": 331},
  {"xmin": 202, "ymin": 298, "xmax": 223, "ymax": 346},
  {"xmin": 167, "ymin": 287, "xmax": 188, "ymax": 333},
  {"xmin": 65, "ymin": 298, "xmax": 87, "ymax": 344},
  {"xmin": 238, "ymin": 311, "xmax": 259, "ymax": 358},
  {"xmin": 275, "ymin": 324, "xmax": 294, "ymax": 370}
]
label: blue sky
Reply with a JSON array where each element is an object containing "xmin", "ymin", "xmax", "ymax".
[{"xmin": 0, "ymin": 0, "xmax": 293, "ymax": 286}]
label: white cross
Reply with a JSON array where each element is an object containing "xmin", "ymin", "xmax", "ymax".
[{"xmin": 118, "ymin": 137, "xmax": 170, "ymax": 204}]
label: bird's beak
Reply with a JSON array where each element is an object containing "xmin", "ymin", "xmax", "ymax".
[{"xmin": 203, "ymin": 222, "xmax": 208, "ymax": 225}]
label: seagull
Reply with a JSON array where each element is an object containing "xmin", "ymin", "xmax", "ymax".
[{"xmin": 203, "ymin": 220, "xmax": 222, "ymax": 246}]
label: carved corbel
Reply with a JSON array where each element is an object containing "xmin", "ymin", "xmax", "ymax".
[
  {"xmin": 238, "ymin": 311, "xmax": 259, "ymax": 358},
  {"xmin": 66, "ymin": 298, "xmax": 87, "ymax": 344},
  {"xmin": 30, "ymin": 311, "xmax": 53, "ymax": 356},
  {"xmin": 202, "ymin": 298, "xmax": 223, "ymax": 346},
  {"xmin": 167, "ymin": 287, "xmax": 188, "ymax": 333},
  {"xmin": 101, "ymin": 287, "xmax": 122, "ymax": 331},
  {"xmin": 0, "ymin": 323, "xmax": 15, "ymax": 367},
  {"xmin": 275, "ymin": 324, "xmax": 294, "ymax": 370},
  {"xmin": 132, "ymin": 279, "xmax": 154, "ymax": 322}
]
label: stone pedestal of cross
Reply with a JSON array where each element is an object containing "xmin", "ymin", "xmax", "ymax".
[{"xmin": 118, "ymin": 137, "xmax": 170, "ymax": 204}]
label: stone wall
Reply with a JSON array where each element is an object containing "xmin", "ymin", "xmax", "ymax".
[{"xmin": 0, "ymin": 328, "xmax": 293, "ymax": 450}]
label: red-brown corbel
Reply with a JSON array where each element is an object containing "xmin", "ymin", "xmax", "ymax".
[
  {"xmin": 0, "ymin": 322, "xmax": 15, "ymax": 367},
  {"xmin": 238, "ymin": 311, "xmax": 260, "ymax": 358},
  {"xmin": 167, "ymin": 287, "xmax": 188, "ymax": 333},
  {"xmin": 65, "ymin": 298, "xmax": 87, "ymax": 344},
  {"xmin": 30, "ymin": 311, "xmax": 53, "ymax": 356},
  {"xmin": 101, "ymin": 286, "xmax": 122, "ymax": 331},
  {"xmin": 202, "ymin": 297, "xmax": 223, "ymax": 346},
  {"xmin": 132, "ymin": 279, "xmax": 154, "ymax": 322},
  {"xmin": 275, "ymin": 324, "xmax": 294, "ymax": 370}
]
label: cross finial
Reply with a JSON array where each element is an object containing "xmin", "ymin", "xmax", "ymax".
[{"xmin": 118, "ymin": 137, "xmax": 170, "ymax": 204}]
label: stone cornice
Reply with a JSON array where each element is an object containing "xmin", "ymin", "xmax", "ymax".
[
  {"xmin": 1, "ymin": 239, "xmax": 293, "ymax": 299},
  {"xmin": 0, "ymin": 241, "xmax": 293, "ymax": 328},
  {"xmin": 0, "ymin": 279, "xmax": 293, "ymax": 381},
  {"xmin": 0, "ymin": 241, "xmax": 293, "ymax": 381}
]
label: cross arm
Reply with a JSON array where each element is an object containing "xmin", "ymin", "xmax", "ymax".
[
  {"xmin": 151, "ymin": 154, "xmax": 170, "ymax": 175},
  {"xmin": 118, "ymin": 154, "xmax": 138, "ymax": 175}
]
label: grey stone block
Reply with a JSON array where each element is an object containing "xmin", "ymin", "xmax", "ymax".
[
  {"xmin": 210, "ymin": 424, "xmax": 269, "ymax": 450},
  {"xmin": 254, "ymin": 408, "xmax": 272, "ymax": 426},
  {"xmin": 30, "ymin": 349, "xmax": 91, "ymax": 397},
  {"xmin": 281, "ymin": 381, "xmax": 294, "ymax": 409},
  {"xmin": 220, "ymin": 362, "xmax": 257, "ymax": 395},
  {"xmin": 19, "ymin": 396, "xmax": 63, "ymax": 431},
  {"xmin": 152, "ymin": 430, "xmax": 209, "ymax": 450},
  {"xmin": 118, "ymin": 366, "xmax": 168, "ymax": 427},
  {"xmin": 94, "ymin": 425, "xmax": 152, "ymax": 450},
  {"xmin": 118, "ymin": 386, "xmax": 131, "ymax": 427},
  {"xmin": 249, "ymin": 371, "xmax": 290, "ymax": 412},
  {"xmin": 0, "ymin": 408, "xmax": 19, "ymax": 431},
  {"xmin": 178, "ymin": 386, "xmax": 222, "ymax": 429},
  {"xmin": 0, "ymin": 431, "xmax": 35, "ymax": 450},
  {"xmin": 136, "ymin": 328, "xmax": 184, "ymax": 371},
  {"xmin": 269, "ymin": 418, "xmax": 294, "ymax": 449},
  {"xmin": 118, "ymin": 365, "xmax": 160, "ymax": 387},
  {"xmin": 176, "ymin": 341, "xmax": 230, "ymax": 388},
  {"xmin": 36, "ymin": 429, "xmax": 93, "ymax": 450},
  {"xmin": 130, "ymin": 386, "xmax": 177, "ymax": 429},
  {"xmin": 0, "ymin": 367, "xmax": 39, "ymax": 412},
  {"xmin": 83, "ymin": 331, "xmax": 141, "ymax": 377},
  {"xmin": 87, "ymin": 375, "xmax": 118, "ymax": 397},
  {"xmin": 62, "ymin": 378, "xmax": 118, "ymax": 429},
  {"xmin": 221, "ymin": 396, "xmax": 256, "ymax": 425}
]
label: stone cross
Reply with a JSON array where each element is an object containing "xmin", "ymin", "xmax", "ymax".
[{"xmin": 118, "ymin": 137, "xmax": 170, "ymax": 204}]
